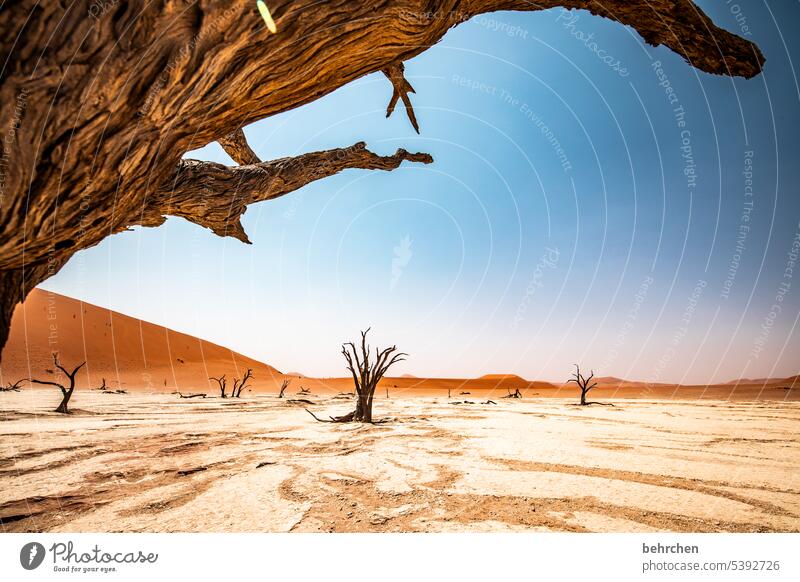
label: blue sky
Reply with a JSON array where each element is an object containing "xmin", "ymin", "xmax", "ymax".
[{"xmin": 43, "ymin": 1, "xmax": 800, "ymax": 383}]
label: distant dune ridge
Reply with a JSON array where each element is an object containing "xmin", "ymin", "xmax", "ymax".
[
  {"xmin": 478, "ymin": 373, "xmax": 528, "ymax": 382},
  {"xmin": 1, "ymin": 289, "xmax": 796, "ymax": 399},
  {"xmin": 724, "ymin": 376, "xmax": 800, "ymax": 386}
]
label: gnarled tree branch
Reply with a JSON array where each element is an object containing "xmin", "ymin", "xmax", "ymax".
[
  {"xmin": 0, "ymin": 0, "xmax": 765, "ymax": 362},
  {"xmin": 0, "ymin": 0, "xmax": 764, "ymax": 271},
  {"xmin": 218, "ymin": 129, "xmax": 262, "ymax": 165},
  {"xmin": 383, "ymin": 62, "xmax": 420, "ymax": 133},
  {"xmin": 145, "ymin": 142, "xmax": 433, "ymax": 243}
]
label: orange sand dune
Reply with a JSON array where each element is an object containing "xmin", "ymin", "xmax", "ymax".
[{"xmin": 0, "ymin": 289, "xmax": 283, "ymax": 393}]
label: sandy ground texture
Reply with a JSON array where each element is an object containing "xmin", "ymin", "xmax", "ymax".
[{"xmin": 1, "ymin": 390, "xmax": 799, "ymax": 533}]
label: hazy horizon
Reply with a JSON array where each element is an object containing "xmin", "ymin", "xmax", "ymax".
[
  {"xmin": 19, "ymin": 286, "xmax": 796, "ymax": 386},
  {"xmin": 39, "ymin": 2, "xmax": 800, "ymax": 384}
]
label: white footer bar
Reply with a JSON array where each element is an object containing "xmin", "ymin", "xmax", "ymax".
[{"xmin": 1, "ymin": 533, "xmax": 797, "ymax": 581}]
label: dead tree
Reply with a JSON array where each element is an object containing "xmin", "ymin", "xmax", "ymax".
[
  {"xmin": 29, "ymin": 353, "xmax": 86, "ymax": 414},
  {"xmin": 232, "ymin": 368, "xmax": 253, "ymax": 398},
  {"xmin": 0, "ymin": 2, "xmax": 764, "ymax": 365},
  {"xmin": 567, "ymin": 364, "xmax": 598, "ymax": 406},
  {"xmin": 503, "ymin": 388, "xmax": 522, "ymax": 399},
  {"xmin": 298, "ymin": 387, "xmax": 311, "ymax": 395},
  {"xmin": 308, "ymin": 328, "xmax": 406, "ymax": 423},
  {"xmin": 94, "ymin": 378, "xmax": 108, "ymax": 391},
  {"xmin": 210, "ymin": 374, "xmax": 228, "ymax": 398},
  {"xmin": 278, "ymin": 379, "xmax": 291, "ymax": 398},
  {"xmin": 1, "ymin": 379, "xmax": 25, "ymax": 392}
]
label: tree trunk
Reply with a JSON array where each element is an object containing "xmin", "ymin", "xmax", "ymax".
[
  {"xmin": 0, "ymin": 260, "xmax": 68, "ymax": 361},
  {"xmin": 580, "ymin": 390, "xmax": 587, "ymax": 406},
  {"xmin": 357, "ymin": 385, "xmax": 380, "ymax": 423},
  {"xmin": 55, "ymin": 388, "xmax": 74, "ymax": 414},
  {"xmin": 354, "ymin": 393, "xmax": 366, "ymax": 422},
  {"xmin": 361, "ymin": 392, "xmax": 373, "ymax": 423},
  {"xmin": 0, "ymin": 272, "xmax": 21, "ymax": 360}
]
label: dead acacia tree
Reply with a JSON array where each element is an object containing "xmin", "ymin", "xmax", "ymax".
[
  {"xmin": 278, "ymin": 379, "xmax": 290, "ymax": 398},
  {"xmin": 232, "ymin": 369, "xmax": 253, "ymax": 398},
  {"xmin": 567, "ymin": 364, "xmax": 598, "ymax": 406},
  {"xmin": 210, "ymin": 374, "xmax": 228, "ymax": 398},
  {"xmin": 308, "ymin": 328, "xmax": 406, "ymax": 423},
  {"xmin": 1, "ymin": 379, "xmax": 25, "ymax": 392},
  {"xmin": 0, "ymin": 2, "xmax": 764, "ymax": 364},
  {"xmin": 503, "ymin": 387, "xmax": 522, "ymax": 399},
  {"xmin": 29, "ymin": 353, "xmax": 86, "ymax": 414}
]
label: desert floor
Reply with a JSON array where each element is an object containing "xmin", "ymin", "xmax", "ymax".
[{"xmin": 1, "ymin": 390, "xmax": 799, "ymax": 533}]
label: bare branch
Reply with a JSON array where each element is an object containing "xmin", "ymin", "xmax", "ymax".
[
  {"xmin": 1, "ymin": 379, "xmax": 26, "ymax": 392},
  {"xmin": 383, "ymin": 62, "xmax": 420, "ymax": 133},
  {"xmin": 51, "ymin": 353, "xmax": 84, "ymax": 382},
  {"xmin": 210, "ymin": 374, "xmax": 227, "ymax": 398},
  {"xmin": 305, "ymin": 408, "xmax": 334, "ymax": 423},
  {"xmin": 146, "ymin": 143, "xmax": 432, "ymax": 244},
  {"xmin": 342, "ymin": 344, "xmax": 361, "ymax": 393},
  {"xmin": 218, "ymin": 128, "xmax": 262, "ymax": 165},
  {"xmin": 28, "ymin": 379, "xmax": 65, "ymax": 391},
  {"xmin": 232, "ymin": 368, "xmax": 253, "ymax": 397},
  {"xmin": 567, "ymin": 364, "xmax": 604, "ymax": 406},
  {"xmin": 278, "ymin": 379, "xmax": 291, "ymax": 398}
]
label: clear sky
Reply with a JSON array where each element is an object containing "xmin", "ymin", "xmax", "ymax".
[{"xmin": 42, "ymin": 1, "xmax": 800, "ymax": 383}]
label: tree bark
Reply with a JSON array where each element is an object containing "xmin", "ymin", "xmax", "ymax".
[
  {"xmin": 0, "ymin": 259, "xmax": 68, "ymax": 360},
  {"xmin": 356, "ymin": 390, "xmax": 374, "ymax": 423},
  {"xmin": 0, "ymin": 1, "xmax": 764, "ymax": 360},
  {"xmin": 363, "ymin": 394, "xmax": 374, "ymax": 423},
  {"xmin": 147, "ymin": 143, "xmax": 432, "ymax": 243}
]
